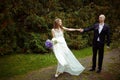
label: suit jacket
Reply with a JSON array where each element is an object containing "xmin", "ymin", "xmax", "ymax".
[{"xmin": 83, "ymin": 23, "xmax": 110, "ymax": 46}]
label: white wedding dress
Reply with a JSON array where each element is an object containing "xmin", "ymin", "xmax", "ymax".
[{"xmin": 52, "ymin": 28, "xmax": 85, "ymax": 76}]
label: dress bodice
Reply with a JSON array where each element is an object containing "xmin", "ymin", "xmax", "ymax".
[{"xmin": 52, "ymin": 28, "xmax": 64, "ymax": 38}]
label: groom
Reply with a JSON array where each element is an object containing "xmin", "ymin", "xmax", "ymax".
[{"xmin": 79, "ymin": 14, "xmax": 110, "ymax": 73}]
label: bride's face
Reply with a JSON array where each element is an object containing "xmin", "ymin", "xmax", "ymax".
[{"xmin": 58, "ymin": 19, "xmax": 62, "ymax": 26}]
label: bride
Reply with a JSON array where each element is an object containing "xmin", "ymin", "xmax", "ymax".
[{"xmin": 51, "ymin": 18, "xmax": 85, "ymax": 78}]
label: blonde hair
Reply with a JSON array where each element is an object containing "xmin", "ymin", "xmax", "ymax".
[
  {"xmin": 53, "ymin": 18, "xmax": 63, "ymax": 30},
  {"xmin": 99, "ymin": 14, "xmax": 106, "ymax": 20}
]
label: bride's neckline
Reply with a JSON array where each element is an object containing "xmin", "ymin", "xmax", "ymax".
[{"xmin": 54, "ymin": 28, "xmax": 61, "ymax": 31}]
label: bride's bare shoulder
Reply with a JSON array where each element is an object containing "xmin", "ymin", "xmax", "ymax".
[
  {"xmin": 63, "ymin": 26, "xmax": 66, "ymax": 29},
  {"xmin": 63, "ymin": 26, "xmax": 68, "ymax": 30},
  {"xmin": 51, "ymin": 28, "xmax": 54, "ymax": 32}
]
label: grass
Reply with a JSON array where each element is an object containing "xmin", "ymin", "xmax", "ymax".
[{"xmin": 0, "ymin": 47, "xmax": 92, "ymax": 78}]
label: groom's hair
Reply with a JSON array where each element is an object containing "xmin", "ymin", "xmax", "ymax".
[{"xmin": 99, "ymin": 14, "xmax": 105, "ymax": 20}]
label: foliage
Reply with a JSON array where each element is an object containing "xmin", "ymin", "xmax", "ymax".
[{"xmin": 0, "ymin": 0, "xmax": 120, "ymax": 55}]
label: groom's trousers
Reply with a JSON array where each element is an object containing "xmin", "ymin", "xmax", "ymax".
[{"xmin": 92, "ymin": 41, "xmax": 104, "ymax": 70}]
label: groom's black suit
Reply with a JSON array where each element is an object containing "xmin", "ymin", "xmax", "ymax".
[{"xmin": 83, "ymin": 23, "xmax": 110, "ymax": 70}]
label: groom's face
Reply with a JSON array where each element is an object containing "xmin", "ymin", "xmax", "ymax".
[{"xmin": 99, "ymin": 15, "xmax": 105, "ymax": 23}]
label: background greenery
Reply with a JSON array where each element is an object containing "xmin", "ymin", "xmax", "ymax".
[
  {"xmin": 0, "ymin": 0, "xmax": 120, "ymax": 79},
  {"xmin": 0, "ymin": 47, "xmax": 92, "ymax": 78},
  {"xmin": 0, "ymin": 0, "xmax": 120, "ymax": 55}
]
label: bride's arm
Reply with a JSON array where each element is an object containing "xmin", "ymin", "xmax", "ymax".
[
  {"xmin": 63, "ymin": 27, "xmax": 77, "ymax": 31},
  {"xmin": 51, "ymin": 29, "xmax": 55, "ymax": 38}
]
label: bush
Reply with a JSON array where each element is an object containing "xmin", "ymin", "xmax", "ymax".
[{"xmin": 0, "ymin": 0, "xmax": 119, "ymax": 55}]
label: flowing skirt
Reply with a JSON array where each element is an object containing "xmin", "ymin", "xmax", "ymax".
[{"xmin": 53, "ymin": 37, "xmax": 85, "ymax": 75}]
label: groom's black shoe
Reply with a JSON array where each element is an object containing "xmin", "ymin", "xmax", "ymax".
[
  {"xmin": 89, "ymin": 68, "xmax": 95, "ymax": 71},
  {"xmin": 96, "ymin": 70, "xmax": 101, "ymax": 73}
]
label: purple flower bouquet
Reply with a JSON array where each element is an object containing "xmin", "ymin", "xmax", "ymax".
[{"xmin": 45, "ymin": 39, "xmax": 53, "ymax": 49}]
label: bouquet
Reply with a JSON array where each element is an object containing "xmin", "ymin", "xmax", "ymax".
[
  {"xmin": 45, "ymin": 38, "xmax": 58, "ymax": 49},
  {"xmin": 45, "ymin": 39, "xmax": 53, "ymax": 49},
  {"xmin": 52, "ymin": 38, "xmax": 58, "ymax": 45}
]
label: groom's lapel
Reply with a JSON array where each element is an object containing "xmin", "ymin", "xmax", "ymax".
[{"xmin": 96, "ymin": 24, "xmax": 99, "ymax": 34}]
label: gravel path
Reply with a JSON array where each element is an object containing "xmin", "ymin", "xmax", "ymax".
[{"xmin": 7, "ymin": 48, "xmax": 120, "ymax": 80}]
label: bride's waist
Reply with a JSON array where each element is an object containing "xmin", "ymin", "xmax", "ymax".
[
  {"xmin": 55, "ymin": 36, "xmax": 64, "ymax": 38},
  {"xmin": 55, "ymin": 37, "xmax": 65, "ymax": 42}
]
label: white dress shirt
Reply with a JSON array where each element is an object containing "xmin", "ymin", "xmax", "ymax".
[{"xmin": 97, "ymin": 23, "xmax": 104, "ymax": 41}]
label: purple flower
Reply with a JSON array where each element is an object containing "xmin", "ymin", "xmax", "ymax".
[{"xmin": 45, "ymin": 39, "xmax": 53, "ymax": 49}]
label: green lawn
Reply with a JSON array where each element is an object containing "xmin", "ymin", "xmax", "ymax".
[{"xmin": 0, "ymin": 47, "xmax": 92, "ymax": 78}]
